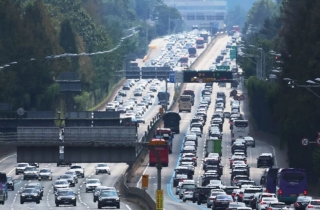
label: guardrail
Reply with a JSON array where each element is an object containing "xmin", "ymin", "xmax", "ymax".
[{"xmin": 118, "ymin": 34, "xmax": 226, "ymax": 208}]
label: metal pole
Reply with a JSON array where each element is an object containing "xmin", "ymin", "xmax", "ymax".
[
  {"xmin": 263, "ymin": 51, "xmax": 266, "ymax": 80},
  {"xmin": 165, "ymin": 75, "xmax": 168, "ymax": 111},
  {"xmin": 157, "ymin": 165, "xmax": 162, "ymax": 190}
]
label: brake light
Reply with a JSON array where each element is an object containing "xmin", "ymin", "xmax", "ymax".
[
  {"xmin": 308, "ymin": 205, "xmax": 314, "ymax": 208},
  {"xmin": 234, "ymin": 180, "xmax": 237, "ymax": 183},
  {"xmin": 260, "ymin": 202, "xmax": 266, "ymax": 204},
  {"xmin": 266, "ymin": 189, "xmax": 269, "ymax": 193},
  {"xmin": 244, "ymin": 160, "xmax": 247, "ymax": 164},
  {"xmin": 304, "ymin": 190, "xmax": 307, "ymax": 195},
  {"xmin": 239, "ymin": 194, "xmax": 243, "ymax": 197},
  {"xmin": 268, "ymin": 208, "xmax": 272, "ymax": 210},
  {"xmin": 294, "ymin": 202, "xmax": 300, "ymax": 207},
  {"xmin": 230, "ymin": 160, "xmax": 234, "ymax": 163},
  {"xmin": 193, "ymin": 157, "xmax": 196, "ymax": 160},
  {"xmin": 279, "ymin": 189, "xmax": 283, "ymax": 195},
  {"xmin": 210, "ymin": 198, "xmax": 216, "ymax": 200},
  {"xmin": 232, "ymin": 193, "xmax": 236, "ymax": 196}
]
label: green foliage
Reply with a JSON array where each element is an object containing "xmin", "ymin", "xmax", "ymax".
[
  {"xmin": 155, "ymin": 4, "xmax": 182, "ymax": 36},
  {"xmin": 73, "ymin": 91, "xmax": 90, "ymax": 110}
]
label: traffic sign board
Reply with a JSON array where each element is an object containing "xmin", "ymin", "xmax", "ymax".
[
  {"xmin": 301, "ymin": 138, "xmax": 309, "ymax": 146},
  {"xmin": 239, "ymin": 94, "xmax": 245, "ymax": 100},
  {"xmin": 156, "ymin": 190, "xmax": 163, "ymax": 209},
  {"xmin": 216, "ymin": 66, "xmax": 230, "ymax": 70},
  {"xmin": 231, "ymin": 46, "xmax": 237, "ymax": 50},
  {"xmin": 316, "ymin": 137, "xmax": 320, "ymax": 146},
  {"xmin": 169, "ymin": 71, "xmax": 175, "ymax": 83},
  {"xmin": 230, "ymin": 49, "xmax": 237, "ymax": 59},
  {"xmin": 141, "ymin": 174, "xmax": 149, "ymax": 189}
]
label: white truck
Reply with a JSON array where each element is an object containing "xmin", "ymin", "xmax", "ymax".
[{"xmin": 179, "ymin": 95, "xmax": 192, "ymax": 112}]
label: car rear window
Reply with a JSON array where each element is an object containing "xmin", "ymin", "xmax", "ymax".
[
  {"xmin": 270, "ymin": 204, "xmax": 286, "ymax": 208},
  {"xmin": 297, "ymin": 197, "xmax": 312, "ymax": 202},
  {"xmin": 244, "ymin": 189, "xmax": 262, "ymax": 193},
  {"xmin": 311, "ymin": 201, "xmax": 320, "ymax": 205}
]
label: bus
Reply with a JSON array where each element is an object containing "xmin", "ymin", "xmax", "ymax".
[
  {"xmin": 157, "ymin": 91, "xmax": 170, "ymax": 105},
  {"xmin": 231, "ymin": 120, "xmax": 249, "ymax": 140},
  {"xmin": 260, "ymin": 168, "xmax": 279, "ymax": 193},
  {"xmin": 200, "ymin": 31, "xmax": 209, "ymax": 43},
  {"xmin": 179, "ymin": 95, "xmax": 192, "ymax": 113},
  {"xmin": 154, "ymin": 128, "xmax": 173, "ymax": 154},
  {"xmin": 232, "ymin": 25, "xmax": 240, "ymax": 33},
  {"xmin": 149, "ymin": 139, "xmax": 169, "ymax": 167},
  {"xmin": 162, "ymin": 112, "xmax": 181, "ymax": 134},
  {"xmin": 196, "ymin": 38, "xmax": 204, "ymax": 49},
  {"xmin": 276, "ymin": 168, "xmax": 307, "ymax": 203},
  {"xmin": 0, "ymin": 172, "xmax": 8, "ymax": 198},
  {"xmin": 182, "ymin": 90, "xmax": 195, "ymax": 105}
]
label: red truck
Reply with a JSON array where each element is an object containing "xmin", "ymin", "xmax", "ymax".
[{"xmin": 149, "ymin": 139, "xmax": 169, "ymax": 167}]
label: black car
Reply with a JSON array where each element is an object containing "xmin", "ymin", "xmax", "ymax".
[
  {"xmin": 180, "ymin": 157, "xmax": 197, "ymax": 166},
  {"xmin": 29, "ymin": 163, "xmax": 39, "ymax": 168},
  {"xmin": 7, "ymin": 176, "xmax": 14, "ymax": 190},
  {"xmin": 122, "ymin": 85, "xmax": 130, "ymax": 90},
  {"xmin": 203, "ymin": 158, "xmax": 220, "ymax": 169},
  {"xmin": 25, "ymin": 183, "xmax": 44, "ymax": 197},
  {"xmin": 212, "ymin": 194, "xmax": 233, "ymax": 210},
  {"xmin": 231, "ymin": 169, "xmax": 250, "ymax": 180},
  {"xmin": 193, "ymin": 186, "xmax": 220, "ymax": 205},
  {"xmin": 59, "ymin": 175, "xmax": 76, "ymax": 187},
  {"xmin": 20, "ymin": 188, "xmax": 41, "ymax": 204},
  {"xmin": 97, "ymin": 190, "xmax": 120, "ymax": 209},
  {"xmin": 257, "ymin": 153, "xmax": 274, "ymax": 168},
  {"xmin": 294, "ymin": 196, "xmax": 313, "ymax": 210},
  {"xmin": 232, "ymin": 144, "xmax": 247, "ymax": 156},
  {"xmin": 55, "ymin": 189, "xmax": 77, "ymax": 207},
  {"xmin": 224, "ymin": 186, "xmax": 240, "ymax": 195}
]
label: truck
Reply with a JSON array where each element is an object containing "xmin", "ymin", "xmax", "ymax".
[
  {"xmin": 188, "ymin": 47, "xmax": 197, "ymax": 58},
  {"xmin": 205, "ymin": 137, "xmax": 222, "ymax": 157},
  {"xmin": 154, "ymin": 128, "xmax": 173, "ymax": 154},
  {"xmin": 149, "ymin": 139, "xmax": 169, "ymax": 167},
  {"xmin": 182, "ymin": 90, "xmax": 195, "ymax": 106},
  {"xmin": 162, "ymin": 112, "xmax": 181, "ymax": 134},
  {"xmin": 200, "ymin": 31, "xmax": 209, "ymax": 43},
  {"xmin": 178, "ymin": 95, "xmax": 192, "ymax": 112},
  {"xmin": 157, "ymin": 91, "xmax": 170, "ymax": 106}
]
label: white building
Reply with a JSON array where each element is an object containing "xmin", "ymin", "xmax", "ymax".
[{"xmin": 163, "ymin": 0, "xmax": 227, "ymax": 31}]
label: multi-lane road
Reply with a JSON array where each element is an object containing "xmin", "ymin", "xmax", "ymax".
[{"xmin": 136, "ymin": 35, "xmax": 289, "ymax": 210}]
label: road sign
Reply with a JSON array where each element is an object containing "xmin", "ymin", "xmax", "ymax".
[
  {"xmin": 317, "ymin": 137, "xmax": 320, "ymax": 146},
  {"xmin": 213, "ymin": 22, "xmax": 219, "ymax": 29},
  {"xmin": 239, "ymin": 94, "xmax": 245, "ymax": 100},
  {"xmin": 169, "ymin": 71, "xmax": 175, "ymax": 83},
  {"xmin": 141, "ymin": 174, "xmax": 149, "ymax": 189},
  {"xmin": 231, "ymin": 46, "xmax": 237, "ymax": 50},
  {"xmin": 230, "ymin": 49, "xmax": 237, "ymax": 59},
  {"xmin": 156, "ymin": 190, "xmax": 163, "ymax": 209},
  {"xmin": 301, "ymin": 138, "xmax": 309, "ymax": 146},
  {"xmin": 216, "ymin": 66, "xmax": 230, "ymax": 70},
  {"xmin": 183, "ymin": 71, "xmax": 233, "ymax": 83}
]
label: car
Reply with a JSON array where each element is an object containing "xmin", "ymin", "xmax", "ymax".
[
  {"xmin": 97, "ymin": 190, "xmax": 120, "ymax": 209},
  {"xmin": 244, "ymin": 136, "xmax": 255, "ymax": 147},
  {"xmin": 257, "ymin": 197, "xmax": 279, "ymax": 210},
  {"xmin": 228, "ymin": 201, "xmax": 246, "ymax": 210},
  {"xmin": 23, "ymin": 166, "xmax": 39, "ymax": 180},
  {"xmin": 59, "ymin": 175, "xmax": 76, "ymax": 187},
  {"xmin": 69, "ymin": 165, "xmax": 85, "ymax": 178},
  {"xmin": 85, "ymin": 179, "xmax": 101, "ymax": 192},
  {"xmin": 183, "ymin": 189, "xmax": 194, "ymax": 202},
  {"xmin": 28, "ymin": 163, "xmax": 39, "ymax": 168},
  {"xmin": 65, "ymin": 171, "xmax": 78, "ymax": 183},
  {"xmin": 243, "ymin": 187, "xmax": 263, "ymax": 204},
  {"xmin": 178, "ymin": 180, "xmax": 196, "ymax": 199},
  {"xmin": 136, "ymin": 116, "xmax": 145, "ymax": 124},
  {"xmin": 95, "ymin": 163, "xmax": 111, "ymax": 175},
  {"xmin": 38, "ymin": 168, "xmax": 52, "ymax": 181},
  {"xmin": 294, "ymin": 196, "xmax": 313, "ymax": 210},
  {"xmin": 53, "ymin": 179, "xmax": 69, "ymax": 192},
  {"xmin": 7, "ymin": 176, "xmax": 14, "ymax": 191},
  {"xmin": 20, "ymin": 188, "xmax": 41, "ymax": 204},
  {"xmin": 190, "ymin": 127, "xmax": 202, "ymax": 137},
  {"xmin": 93, "ymin": 186, "xmax": 117, "ymax": 203},
  {"xmin": 55, "ymin": 188, "xmax": 77, "ymax": 207},
  {"xmin": 257, "ymin": 153, "xmax": 274, "ymax": 168},
  {"xmin": 267, "ymin": 202, "xmax": 288, "ymax": 210},
  {"xmin": 231, "ymin": 175, "xmax": 250, "ymax": 186},
  {"xmin": 212, "ymin": 194, "xmax": 233, "ymax": 210},
  {"xmin": 24, "ymin": 183, "xmax": 44, "ymax": 197},
  {"xmin": 15, "ymin": 163, "xmax": 29, "ymax": 175},
  {"xmin": 133, "ymin": 90, "xmax": 143, "ymax": 96},
  {"xmin": 207, "ymin": 190, "xmax": 227, "ymax": 208}
]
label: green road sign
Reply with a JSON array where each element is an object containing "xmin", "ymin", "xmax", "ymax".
[
  {"xmin": 230, "ymin": 49, "xmax": 237, "ymax": 59},
  {"xmin": 231, "ymin": 46, "xmax": 237, "ymax": 50},
  {"xmin": 183, "ymin": 70, "xmax": 233, "ymax": 83},
  {"xmin": 216, "ymin": 65, "xmax": 230, "ymax": 70}
]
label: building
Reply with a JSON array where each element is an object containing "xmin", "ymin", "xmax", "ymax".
[{"xmin": 163, "ymin": 0, "xmax": 227, "ymax": 32}]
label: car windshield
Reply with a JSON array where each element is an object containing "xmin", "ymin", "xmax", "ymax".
[
  {"xmin": 58, "ymin": 191, "xmax": 74, "ymax": 196},
  {"xmin": 217, "ymin": 195, "xmax": 232, "ymax": 200},
  {"xmin": 97, "ymin": 164, "xmax": 108, "ymax": 167},
  {"xmin": 229, "ymin": 203, "xmax": 246, "ymax": 207},
  {"xmin": 262, "ymin": 198, "xmax": 278, "ymax": 202},
  {"xmin": 65, "ymin": 172, "xmax": 75, "ymax": 175},
  {"xmin": 270, "ymin": 203, "xmax": 286, "ymax": 208},
  {"xmin": 244, "ymin": 189, "xmax": 262, "ymax": 193},
  {"xmin": 56, "ymin": 181, "xmax": 67, "ymax": 185},
  {"xmin": 70, "ymin": 165, "xmax": 81, "ymax": 169},
  {"xmin": 87, "ymin": 180, "xmax": 99, "ymax": 184},
  {"xmin": 210, "ymin": 180, "xmax": 221, "ymax": 185},
  {"xmin": 22, "ymin": 189, "xmax": 33, "ymax": 193},
  {"xmin": 182, "ymin": 184, "xmax": 196, "ymax": 189},
  {"xmin": 40, "ymin": 169, "xmax": 50, "ymax": 173},
  {"xmin": 60, "ymin": 175, "xmax": 71, "ymax": 179},
  {"xmin": 100, "ymin": 191, "xmax": 117, "ymax": 197},
  {"xmin": 311, "ymin": 201, "xmax": 320, "ymax": 205},
  {"xmin": 297, "ymin": 197, "xmax": 312, "ymax": 202},
  {"xmin": 25, "ymin": 167, "xmax": 36, "ymax": 171},
  {"xmin": 17, "ymin": 163, "xmax": 28, "ymax": 167},
  {"xmin": 25, "ymin": 185, "xmax": 38, "ymax": 189}
]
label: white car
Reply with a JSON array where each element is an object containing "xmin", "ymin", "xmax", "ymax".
[
  {"xmin": 23, "ymin": 166, "xmax": 39, "ymax": 180},
  {"xmin": 53, "ymin": 179, "xmax": 69, "ymax": 192},
  {"xmin": 182, "ymin": 190, "xmax": 194, "ymax": 202},
  {"xmin": 38, "ymin": 168, "xmax": 52, "ymax": 181},
  {"xmin": 85, "ymin": 179, "xmax": 101, "ymax": 192},
  {"xmin": 178, "ymin": 180, "xmax": 196, "ymax": 199},
  {"xmin": 15, "ymin": 163, "xmax": 29, "ymax": 175},
  {"xmin": 209, "ymin": 180, "xmax": 224, "ymax": 189},
  {"xmin": 257, "ymin": 197, "xmax": 279, "ymax": 210},
  {"xmin": 267, "ymin": 202, "xmax": 288, "ymax": 210},
  {"xmin": 207, "ymin": 190, "xmax": 226, "ymax": 208},
  {"xmin": 190, "ymin": 127, "xmax": 202, "ymax": 137},
  {"xmin": 95, "ymin": 163, "xmax": 111, "ymax": 175},
  {"xmin": 69, "ymin": 165, "xmax": 85, "ymax": 178}
]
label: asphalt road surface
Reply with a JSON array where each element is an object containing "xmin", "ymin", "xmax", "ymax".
[{"xmin": 138, "ymin": 35, "xmax": 289, "ymax": 210}]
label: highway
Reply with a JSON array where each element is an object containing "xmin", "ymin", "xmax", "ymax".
[{"xmin": 138, "ymin": 34, "xmax": 289, "ymax": 210}]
